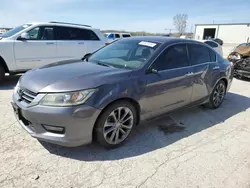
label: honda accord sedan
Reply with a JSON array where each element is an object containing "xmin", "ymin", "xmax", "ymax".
[{"xmin": 11, "ymin": 36, "xmax": 233, "ymax": 148}]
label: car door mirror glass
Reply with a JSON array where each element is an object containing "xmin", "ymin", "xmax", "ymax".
[{"xmin": 18, "ymin": 33, "xmax": 30, "ymax": 41}]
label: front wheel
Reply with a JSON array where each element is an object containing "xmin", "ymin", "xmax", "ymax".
[
  {"xmin": 95, "ymin": 101, "xmax": 137, "ymax": 148},
  {"xmin": 207, "ymin": 80, "xmax": 226, "ymax": 109}
]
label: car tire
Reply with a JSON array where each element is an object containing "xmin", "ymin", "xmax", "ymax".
[
  {"xmin": 206, "ymin": 80, "xmax": 226, "ymax": 109},
  {"xmin": 95, "ymin": 101, "xmax": 137, "ymax": 149},
  {"xmin": 0, "ymin": 65, "xmax": 5, "ymax": 82}
]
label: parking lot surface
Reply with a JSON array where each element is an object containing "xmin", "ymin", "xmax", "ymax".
[{"xmin": 1, "ymin": 76, "xmax": 250, "ymax": 188}]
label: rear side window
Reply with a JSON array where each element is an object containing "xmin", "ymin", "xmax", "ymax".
[
  {"xmin": 204, "ymin": 41, "xmax": 218, "ymax": 48},
  {"xmin": 152, "ymin": 44, "xmax": 188, "ymax": 71},
  {"xmin": 115, "ymin": 34, "xmax": 120, "ymax": 38},
  {"xmin": 209, "ymin": 49, "xmax": 216, "ymax": 62},
  {"xmin": 122, "ymin": 34, "xmax": 131, "ymax": 38},
  {"xmin": 188, "ymin": 44, "xmax": 210, "ymax": 65},
  {"xmin": 56, "ymin": 27, "xmax": 99, "ymax": 40}
]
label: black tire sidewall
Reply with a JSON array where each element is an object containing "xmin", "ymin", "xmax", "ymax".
[
  {"xmin": 0, "ymin": 65, "xmax": 5, "ymax": 82},
  {"xmin": 209, "ymin": 80, "xmax": 226, "ymax": 109},
  {"xmin": 95, "ymin": 101, "xmax": 137, "ymax": 148}
]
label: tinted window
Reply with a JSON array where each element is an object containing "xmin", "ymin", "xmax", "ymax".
[
  {"xmin": 188, "ymin": 44, "xmax": 210, "ymax": 65},
  {"xmin": 122, "ymin": 34, "xmax": 131, "ymax": 38},
  {"xmin": 27, "ymin": 26, "xmax": 55, "ymax": 40},
  {"xmin": 56, "ymin": 27, "xmax": 99, "ymax": 40},
  {"xmin": 152, "ymin": 44, "xmax": 188, "ymax": 71},
  {"xmin": 204, "ymin": 41, "xmax": 218, "ymax": 48},
  {"xmin": 209, "ymin": 49, "xmax": 216, "ymax": 62},
  {"xmin": 115, "ymin": 34, "xmax": 120, "ymax": 38}
]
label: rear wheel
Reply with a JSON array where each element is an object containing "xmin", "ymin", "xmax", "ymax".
[
  {"xmin": 0, "ymin": 65, "xmax": 5, "ymax": 82},
  {"xmin": 207, "ymin": 80, "xmax": 226, "ymax": 109},
  {"xmin": 95, "ymin": 101, "xmax": 137, "ymax": 148}
]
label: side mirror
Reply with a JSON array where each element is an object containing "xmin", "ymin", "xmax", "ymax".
[
  {"xmin": 17, "ymin": 33, "xmax": 30, "ymax": 41},
  {"xmin": 146, "ymin": 68, "xmax": 159, "ymax": 75},
  {"xmin": 81, "ymin": 53, "xmax": 92, "ymax": 61}
]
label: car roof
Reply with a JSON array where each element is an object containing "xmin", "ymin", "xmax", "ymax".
[
  {"xmin": 26, "ymin": 22, "xmax": 97, "ymax": 30},
  {"xmin": 120, "ymin": 36, "xmax": 201, "ymax": 45}
]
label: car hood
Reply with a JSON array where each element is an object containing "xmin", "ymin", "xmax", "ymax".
[
  {"xmin": 19, "ymin": 60, "xmax": 132, "ymax": 93},
  {"xmin": 235, "ymin": 46, "xmax": 250, "ymax": 56}
]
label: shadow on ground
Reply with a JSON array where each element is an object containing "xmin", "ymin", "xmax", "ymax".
[
  {"xmin": 41, "ymin": 92, "xmax": 250, "ymax": 161},
  {"xmin": 0, "ymin": 75, "xmax": 21, "ymax": 90}
]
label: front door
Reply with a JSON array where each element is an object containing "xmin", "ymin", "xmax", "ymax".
[
  {"xmin": 140, "ymin": 44, "xmax": 194, "ymax": 119},
  {"xmin": 14, "ymin": 26, "xmax": 57, "ymax": 69}
]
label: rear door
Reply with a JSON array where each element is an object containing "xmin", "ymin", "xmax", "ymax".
[
  {"xmin": 14, "ymin": 26, "xmax": 57, "ymax": 69},
  {"xmin": 188, "ymin": 43, "xmax": 220, "ymax": 102},
  {"xmin": 55, "ymin": 26, "xmax": 86, "ymax": 61},
  {"xmin": 141, "ymin": 43, "xmax": 195, "ymax": 119},
  {"xmin": 81, "ymin": 29, "xmax": 105, "ymax": 55}
]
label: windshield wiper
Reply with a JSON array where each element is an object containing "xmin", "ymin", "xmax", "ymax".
[{"xmin": 95, "ymin": 61, "xmax": 114, "ymax": 68}]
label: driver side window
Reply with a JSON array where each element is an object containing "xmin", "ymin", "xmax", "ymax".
[
  {"xmin": 27, "ymin": 26, "xmax": 55, "ymax": 40},
  {"xmin": 152, "ymin": 44, "xmax": 189, "ymax": 71}
]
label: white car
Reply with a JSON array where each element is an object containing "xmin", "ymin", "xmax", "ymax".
[
  {"xmin": 0, "ymin": 22, "xmax": 108, "ymax": 81},
  {"xmin": 105, "ymin": 32, "xmax": 131, "ymax": 42},
  {"xmin": 203, "ymin": 40, "xmax": 223, "ymax": 57}
]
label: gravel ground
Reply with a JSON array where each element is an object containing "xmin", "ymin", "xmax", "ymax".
[{"xmin": 1, "ymin": 76, "xmax": 250, "ymax": 188}]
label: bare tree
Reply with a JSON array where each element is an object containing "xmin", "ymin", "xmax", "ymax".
[{"xmin": 173, "ymin": 14, "xmax": 188, "ymax": 35}]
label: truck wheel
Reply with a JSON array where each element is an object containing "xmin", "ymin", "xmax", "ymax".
[{"xmin": 0, "ymin": 65, "xmax": 5, "ymax": 82}]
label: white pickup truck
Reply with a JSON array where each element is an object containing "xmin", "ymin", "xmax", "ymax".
[{"xmin": 0, "ymin": 22, "xmax": 108, "ymax": 82}]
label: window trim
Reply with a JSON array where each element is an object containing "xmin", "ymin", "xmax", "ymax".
[
  {"xmin": 25, "ymin": 26, "xmax": 55, "ymax": 41},
  {"xmin": 147, "ymin": 42, "xmax": 190, "ymax": 73},
  {"xmin": 146, "ymin": 41, "xmax": 218, "ymax": 74},
  {"xmin": 55, "ymin": 26, "xmax": 100, "ymax": 41},
  {"xmin": 187, "ymin": 43, "xmax": 212, "ymax": 66}
]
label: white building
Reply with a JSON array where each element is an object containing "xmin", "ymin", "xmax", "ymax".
[{"xmin": 194, "ymin": 23, "xmax": 250, "ymax": 44}]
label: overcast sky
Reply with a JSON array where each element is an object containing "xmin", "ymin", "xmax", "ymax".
[{"xmin": 1, "ymin": 0, "xmax": 250, "ymax": 33}]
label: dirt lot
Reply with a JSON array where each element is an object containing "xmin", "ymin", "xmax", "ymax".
[{"xmin": 1, "ymin": 76, "xmax": 250, "ymax": 188}]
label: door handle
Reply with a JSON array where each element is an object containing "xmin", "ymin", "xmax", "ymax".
[
  {"xmin": 78, "ymin": 42, "xmax": 84, "ymax": 45},
  {"xmin": 46, "ymin": 42, "xmax": 54, "ymax": 45},
  {"xmin": 185, "ymin": 72, "xmax": 194, "ymax": 76},
  {"xmin": 213, "ymin": 66, "xmax": 220, "ymax": 70}
]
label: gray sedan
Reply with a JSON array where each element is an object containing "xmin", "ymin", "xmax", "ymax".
[{"xmin": 11, "ymin": 36, "xmax": 234, "ymax": 148}]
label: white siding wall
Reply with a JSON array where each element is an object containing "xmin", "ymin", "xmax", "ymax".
[{"xmin": 195, "ymin": 24, "xmax": 250, "ymax": 44}]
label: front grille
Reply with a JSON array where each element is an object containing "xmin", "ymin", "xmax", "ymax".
[{"xmin": 18, "ymin": 89, "xmax": 37, "ymax": 104}]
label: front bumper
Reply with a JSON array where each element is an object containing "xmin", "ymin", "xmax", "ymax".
[{"xmin": 11, "ymin": 93, "xmax": 101, "ymax": 147}]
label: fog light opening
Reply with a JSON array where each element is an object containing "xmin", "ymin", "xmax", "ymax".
[{"xmin": 42, "ymin": 124, "xmax": 65, "ymax": 134}]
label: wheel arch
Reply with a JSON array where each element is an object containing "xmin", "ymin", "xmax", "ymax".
[
  {"xmin": 92, "ymin": 97, "xmax": 141, "ymax": 140},
  {"xmin": 0, "ymin": 56, "xmax": 9, "ymax": 73}
]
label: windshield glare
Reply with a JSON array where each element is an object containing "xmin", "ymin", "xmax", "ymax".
[
  {"xmin": 1, "ymin": 24, "xmax": 32, "ymax": 38},
  {"xmin": 88, "ymin": 39, "xmax": 160, "ymax": 69}
]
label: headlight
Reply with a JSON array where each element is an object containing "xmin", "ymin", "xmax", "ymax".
[
  {"xmin": 39, "ymin": 89, "xmax": 96, "ymax": 107},
  {"xmin": 228, "ymin": 53, "xmax": 241, "ymax": 60},
  {"xmin": 14, "ymin": 81, "xmax": 20, "ymax": 93}
]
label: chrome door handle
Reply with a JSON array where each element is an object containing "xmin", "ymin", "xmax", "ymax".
[
  {"xmin": 46, "ymin": 42, "xmax": 54, "ymax": 45},
  {"xmin": 213, "ymin": 66, "xmax": 220, "ymax": 70},
  {"xmin": 185, "ymin": 72, "xmax": 194, "ymax": 76}
]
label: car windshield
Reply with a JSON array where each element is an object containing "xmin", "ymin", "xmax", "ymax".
[
  {"xmin": 1, "ymin": 24, "xmax": 32, "ymax": 38},
  {"xmin": 88, "ymin": 39, "xmax": 161, "ymax": 69}
]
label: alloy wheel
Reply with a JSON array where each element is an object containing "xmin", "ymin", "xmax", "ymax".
[
  {"xmin": 213, "ymin": 82, "xmax": 225, "ymax": 107},
  {"xmin": 103, "ymin": 107, "xmax": 134, "ymax": 145}
]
